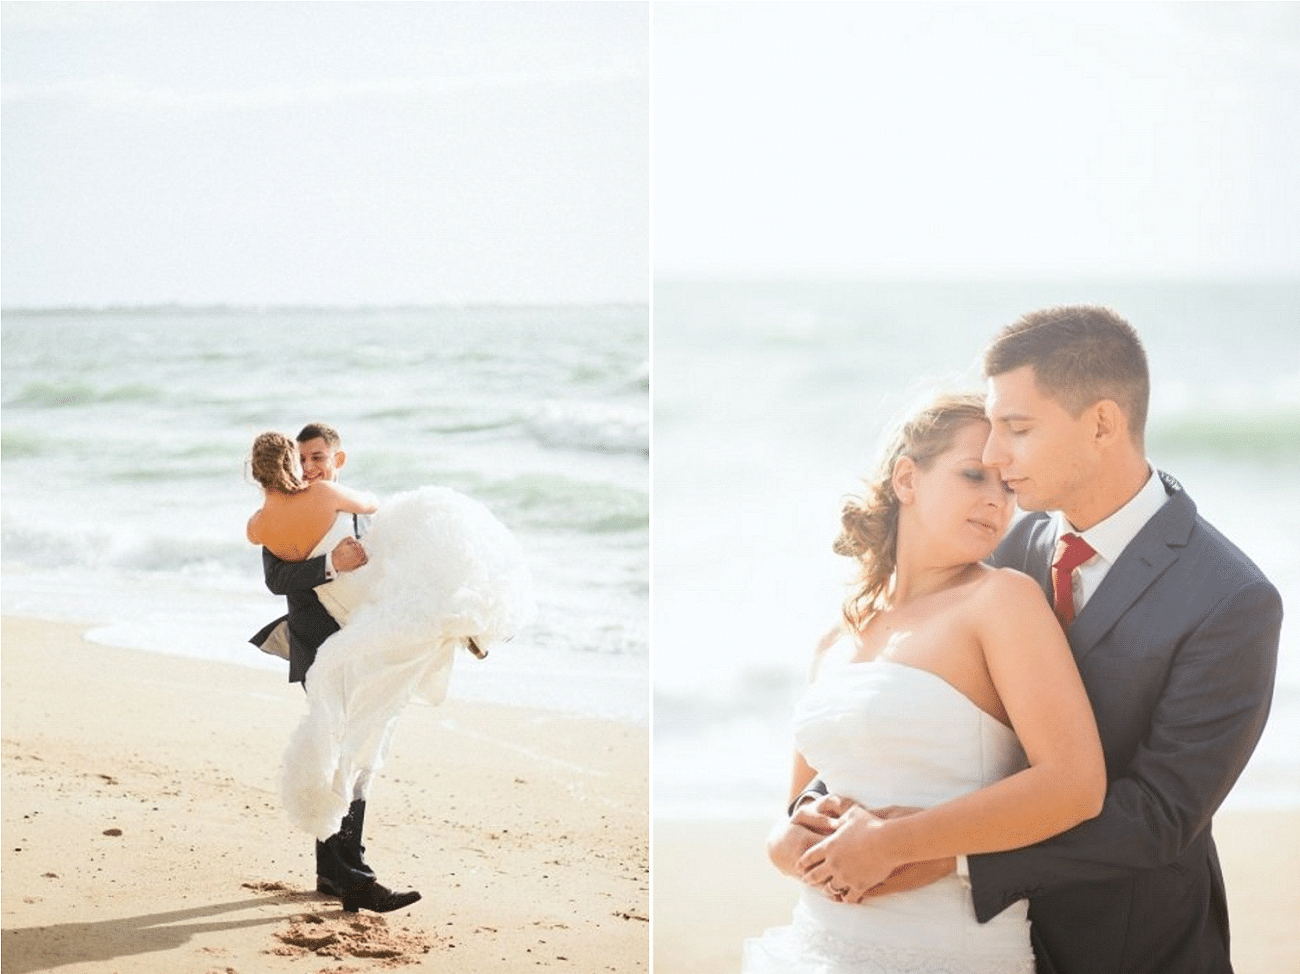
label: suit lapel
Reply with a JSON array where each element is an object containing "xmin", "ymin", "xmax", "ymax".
[
  {"xmin": 1022, "ymin": 520, "xmax": 1056, "ymax": 601},
  {"xmin": 1068, "ymin": 474, "xmax": 1196, "ymax": 658}
]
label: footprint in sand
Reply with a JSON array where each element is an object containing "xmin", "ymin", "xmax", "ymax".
[{"xmin": 269, "ymin": 912, "xmax": 438, "ymax": 964}]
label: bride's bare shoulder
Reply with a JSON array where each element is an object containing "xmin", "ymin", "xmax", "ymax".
[
  {"xmin": 246, "ymin": 508, "xmax": 264, "ymax": 544},
  {"xmin": 968, "ymin": 566, "xmax": 1054, "ymax": 628},
  {"xmin": 974, "ymin": 565, "xmax": 1045, "ymax": 600}
]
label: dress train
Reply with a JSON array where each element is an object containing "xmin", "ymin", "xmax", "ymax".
[{"xmin": 281, "ymin": 486, "xmax": 536, "ymax": 840}]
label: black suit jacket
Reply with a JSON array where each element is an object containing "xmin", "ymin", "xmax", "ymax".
[
  {"xmin": 250, "ymin": 550, "xmax": 339, "ymax": 684},
  {"xmin": 971, "ymin": 473, "xmax": 1282, "ymax": 974}
]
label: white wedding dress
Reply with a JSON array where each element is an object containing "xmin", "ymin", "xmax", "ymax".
[
  {"xmin": 742, "ymin": 650, "xmax": 1035, "ymax": 974},
  {"xmin": 281, "ymin": 486, "xmax": 536, "ymax": 840}
]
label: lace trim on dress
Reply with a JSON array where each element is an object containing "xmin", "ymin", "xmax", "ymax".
[{"xmin": 800, "ymin": 936, "xmax": 1034, "ymax": 974}]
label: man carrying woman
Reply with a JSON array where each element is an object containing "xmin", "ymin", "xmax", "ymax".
[{"xmin": 248, "ymin": 423, "xmax": 421, "ymax": 914}]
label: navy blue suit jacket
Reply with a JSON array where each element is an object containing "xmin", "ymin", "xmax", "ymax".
[
  {"xmin": 250, "ymin": 549, "xmax": 338, "ymax": 683},
  {"xmin": 972, "ymin": 473, "xmax": 1282, "ymax": 973}
]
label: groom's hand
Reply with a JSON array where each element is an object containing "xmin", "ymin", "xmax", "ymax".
[
  {"xmin": 767, "ymin": 793, "xmax": 853, "ymax": 877},
  {"xmin": 331, "ymin": 536, "xmax": 368, "ymax": 573},
  {"xmin": 766, "ymin": 819, "xmax": 823, "ymax": 877}
]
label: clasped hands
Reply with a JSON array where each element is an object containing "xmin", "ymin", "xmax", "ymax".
[{"xmin": 767, "ymin": 795, "xmax": 955, "ymax": 904}]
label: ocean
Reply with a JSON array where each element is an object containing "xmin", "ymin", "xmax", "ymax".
[
  {"xmin": 653, "ymin": 277, "xmax": 1300, "ymax": 817},
  {"xmin": 1, "ymin": 304, "xmax": 649, "ymax": 724}
]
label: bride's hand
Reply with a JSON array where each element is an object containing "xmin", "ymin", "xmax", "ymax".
[
  {"xmin": 791, "ymin": 793, "xmax": 858, "ymax": 836},
  {"xmin": 796, "ymin": 805, "xmax": 896, "ymax": 901}
]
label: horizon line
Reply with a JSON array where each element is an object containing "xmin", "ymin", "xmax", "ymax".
[
  {"xmin": 1, "ymin": 299, "xmax": 650, "ymax": 315},
  {"xmin": 653, "ymin": 267, "xmax": 1300, "ymax": 284}
]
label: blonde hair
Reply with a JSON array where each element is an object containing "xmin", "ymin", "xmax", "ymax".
[
  {"xmin": 834, "ymin": 391, "xmax": 989, "ymax": 631},
  {"xmin": 249, "ymin": 432, "xmax": 307, "ymax": 494}
]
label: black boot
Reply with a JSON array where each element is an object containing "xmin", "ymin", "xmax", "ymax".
[
  {"xmin": 342, "ymin": 879, "xmax": 422, "ymax": 914},
  {"xmin": 316, "ymin": 800, "xmax": 375, "ymax": 896},
  {"xmin": 339, "ymin": 799, "xmax": 373, "ymax": 874},
  {"xmin": 333, "ymin": 799, "xmax": 420, "ymax": 912}
]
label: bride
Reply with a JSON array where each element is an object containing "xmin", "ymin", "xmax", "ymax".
[{"xmin": 744, "ymin": 393, "xmax": 1105, "ymax": 973}]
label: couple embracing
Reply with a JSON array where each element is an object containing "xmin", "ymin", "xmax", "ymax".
[{"xmin": 746, "ymin": 307, "xmax": 1282, "ymax": 974}]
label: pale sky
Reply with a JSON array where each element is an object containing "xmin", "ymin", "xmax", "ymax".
[
  {"xmin": 655, "ymin": 1, "xmax": 1300, "ymax": 278},
  {"xmin": 1, "ymin": 1, "xmax": 648, "ymax": 308}
]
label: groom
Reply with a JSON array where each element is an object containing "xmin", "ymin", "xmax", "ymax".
[
  {"xmin": 250, "ymin": 421, "xmax": 421, "ymax": 914},
  {"xmin": 786, "ymin": 307, "xmax": 1282, "ymax": 973}
]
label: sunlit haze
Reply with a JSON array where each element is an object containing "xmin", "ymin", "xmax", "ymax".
[
  {"xmin": 655, "ymin": 2, "xmax": 1300, "ymax": 279},
  {"xmin": 2, "ymin": 1, "xmax": 648, "ymax": 307}
]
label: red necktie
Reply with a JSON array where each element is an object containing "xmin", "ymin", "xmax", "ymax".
[{"xmin": 1052, "ymin": 532, "xmax": 1096, "ymax": 628}]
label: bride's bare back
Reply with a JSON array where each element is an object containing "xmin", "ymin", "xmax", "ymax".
[{"xmin": 248, "ymin": 480, "xmax": 377, "ymax": 562}]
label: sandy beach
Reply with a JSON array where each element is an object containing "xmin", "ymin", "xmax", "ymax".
[
  {"xmin": 654, "ymin": 812, "xmax": 1300, "ymax": 974},
  {"xmin": 1, "ymin": 616, "xmax": 648, "ymax": 974}
]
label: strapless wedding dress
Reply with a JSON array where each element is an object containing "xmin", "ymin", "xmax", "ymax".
[
  {"xmin": 743, "ymin": 656, "xmax": 1035, "ymax": 974},
  {"xmin": 281, "ymin": 486, "xmax": 536, "ymax": 840}
]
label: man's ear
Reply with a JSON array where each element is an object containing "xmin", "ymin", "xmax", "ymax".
[
  {"xmin": 333, "ymin": 449, "xmax": 347, "ymax": 470},
  {"xmin": 1091, "ymin": 400, "xmax": 1125, "ymax": 446},
  {"xmin": 892, "ymin": 455, "xmax": 917, "ymax": 505}
]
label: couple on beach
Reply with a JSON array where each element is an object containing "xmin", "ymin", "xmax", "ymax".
[
  {"xmin": 745, "ymin": 307, "xmax": 1282, "ymax": 973},
  {"xmin": 246, "ymin": 423, "xmax": 533, "ymax": 914}
]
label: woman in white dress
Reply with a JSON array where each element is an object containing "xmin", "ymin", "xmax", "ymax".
[{"xmin": 745, "ymin": 392, "xmax": 1106, "ymax": 974}]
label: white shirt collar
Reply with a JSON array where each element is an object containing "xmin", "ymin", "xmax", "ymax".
[{"xmin": 1053, "ymin": 465, "xmax": 1169, "ymax": 565}]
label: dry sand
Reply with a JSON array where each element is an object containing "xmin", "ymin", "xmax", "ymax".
[
  {"xmin": 1, "ymin": 616, "xmax": 648, "ymax": 974},
  {"xmin": 653, "ymin": 810, "xmax": 1300, "ymax": 974}
]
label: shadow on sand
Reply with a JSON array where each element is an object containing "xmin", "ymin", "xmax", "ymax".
[{"xmin": 0, "ymin": 887, "xmax": 332, "ymax": 974}]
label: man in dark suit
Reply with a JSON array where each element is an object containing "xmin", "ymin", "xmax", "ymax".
[
  {"xmin": 785, "ymin": 307, "xmax": 1281, "ymax": 973},
  {"xmin": 251, "ymin": 422, "xmax": 420, "ymax": 914}
]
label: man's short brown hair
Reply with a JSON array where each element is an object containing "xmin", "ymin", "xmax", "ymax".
[
  {"xmin": 983, "ymin": 305, "xmax": 1150, "ymax": 441},
  {"xmin": 296, "ymin": 422, "xmax": 341, "ymax": 450}
]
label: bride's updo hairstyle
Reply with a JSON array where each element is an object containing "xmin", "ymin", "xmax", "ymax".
[
  {"xmin": 834, "ymin": 391, "xmax": 989, "ymax": 631},
  {"xmin": 250, "ymin": 432, "xmax": 308, "ymax": 494}
]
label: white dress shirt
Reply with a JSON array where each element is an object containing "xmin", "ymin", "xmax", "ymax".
[{"xmin": 1053, "ymin": 465, "xmax": 1169, "ymax": 616}]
